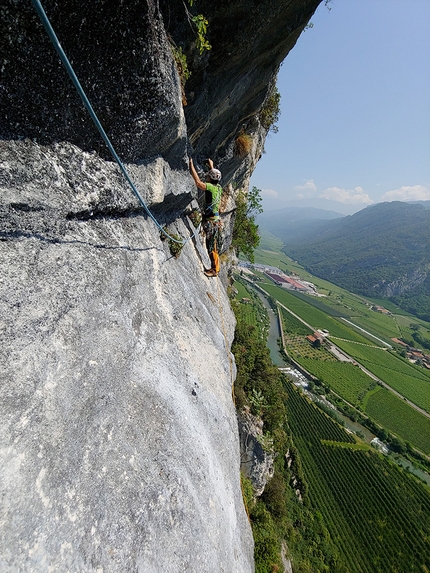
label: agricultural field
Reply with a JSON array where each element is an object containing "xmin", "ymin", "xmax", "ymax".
[
  {"xmin": 233, "ymin": 278, "xmax": 269, "ymax": 336},
  {"xmin": 247, "ymin": 238, "xmax": 430, "ymax": 457},
  {"xmin": 283, "ymin": 333, "xmax": 334, "ymax": 362},
  {"xmin": 280, "ymin": 308, "xmax": 312, "ymax": 336},
  {"xmin": 346, "ymin": 312, "xmax": 401, "ymax": 340},
  {"xmin": 284, "ymin": 380, "xmax": 430, "ymax": 573},
  {"xmin": 333, "ymin": 340, "xmax": 430, "ymax": 413},
  {"xmin": 233, "ymin": 280, "xmax": 249, "ymax": 300},
  {"xmin": 298, "ymin": 358, "xmax": 375, "ymax": 406},
  {"xmin": 395, "ymin": 312, "xmax": 430, "ymax": 333},
  {"xmin": 254, "ymin": 234, "xmax": 305, "ymax": 276},
  {"xmin": 264, "ymin": 284, "xmax": 372, "ymax": 343},
  {"xmin": 365, "ymin": 387, "xmax": 430, "ymax": 455},
  {"xmin": 280, "ymin": 289, "xmax": 347, "ymax": 318}
]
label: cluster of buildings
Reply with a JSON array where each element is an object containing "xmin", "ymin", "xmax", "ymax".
[
  {"xmin": 372, "ymin": 304, "xmax": 391, "ymax": 315},
  {"xmin": 238, "ymin": 262, "xmax": 317, "ymax": 295},
  {"xmin": 391, "ymin": 338, "xmax": 430, "ymax": 369},
  {"xmin": 264, "ymin": 269, "xmax": 316, "ymax": 295}
]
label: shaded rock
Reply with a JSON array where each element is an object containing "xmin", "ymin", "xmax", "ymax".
[
  {"xmin": 238, "ymin": 410, "xmax": 274, "ymax": 497},
  {"xmin": 1, "ymin": 0, "xmax": 187, "ymax": 165},
  {"xmin": 162, "ymin": 0, "xmax": 321, "ymax": 184}
]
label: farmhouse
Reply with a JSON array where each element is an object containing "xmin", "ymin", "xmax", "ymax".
[
  {"xmin": 306, "ymin": 334, "xmax": 322, "ymax": 348},
  {"xmin": 372, "ymin": 305, "xmax": 391, "ymax": 315},
  {"xmin": 391, "ymin": 338, "xmax": 408, "ymax": 347}
]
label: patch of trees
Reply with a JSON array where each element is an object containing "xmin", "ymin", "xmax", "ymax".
[
  {"xmin": 232, "ymin": 302, "xmax": 346, "ymax": 573},
  {"xmin": 232, "ymin": 186, "xmax": 263, "ymax": 263}
]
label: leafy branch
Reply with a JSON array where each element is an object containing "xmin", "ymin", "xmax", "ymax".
[{"xmin": 184, "ymin": 0, "xmax": 211, "ymax": 54}]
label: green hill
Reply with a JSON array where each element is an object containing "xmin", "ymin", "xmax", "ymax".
[{"xmin": 268, "ymin": 202, "xmax": 430, "ymax": 320}]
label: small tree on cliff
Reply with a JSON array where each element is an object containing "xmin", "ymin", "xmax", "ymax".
[{"xmin": 232, "ymin": 186, "xmax": 263, "ymax": 263}]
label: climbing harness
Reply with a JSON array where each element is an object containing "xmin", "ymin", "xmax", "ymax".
[{"xmin": 31, "ymin": 0, "xmax": 199, "ymax": 246}]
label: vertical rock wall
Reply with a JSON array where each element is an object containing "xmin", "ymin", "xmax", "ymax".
[
  {"xmin": 0, "ymin": 1, "xmax": 322, "ymax": 571},
  {"xmin": 0, "ymin": 139, "xmax": 253, "ymax": 572}
]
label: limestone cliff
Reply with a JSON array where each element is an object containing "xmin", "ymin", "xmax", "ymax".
[{"xmin": 0, "ymin": 1, "xmax": 321, "ymax": 571}]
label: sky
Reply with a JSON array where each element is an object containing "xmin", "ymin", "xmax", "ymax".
[{"xmin": 250, "ymin": 0, "xmax": 430, "ymax": 215}]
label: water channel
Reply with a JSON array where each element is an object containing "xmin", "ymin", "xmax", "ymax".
[{"xmin": 247, "ymin": 279, "xmax": 430, "ymax": 486}]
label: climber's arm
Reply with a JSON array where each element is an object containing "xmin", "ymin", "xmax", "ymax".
[{"xmin": 189, "ymin": 158, "xmax": 206, "ymax": 191}]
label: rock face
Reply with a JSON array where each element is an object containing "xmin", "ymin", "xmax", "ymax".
[
  {"xmin": 238, "ymin": 410, "xmax": 274, "ymax": 497},
  {"xmin": 1, "ymin": 0, "xmax": 187, "ymax": 165},
  {"xmin": 0, "ymin": 139, "xmax": 250, "ymax": 572},
  {"xmin": 0, "ymin": 1, "xmax": 321, "ymax": 571}
]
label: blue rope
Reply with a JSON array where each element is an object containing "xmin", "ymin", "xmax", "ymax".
[{"xmin": 31, "ymin": 0, "xmax": 199, "ymax": 246}]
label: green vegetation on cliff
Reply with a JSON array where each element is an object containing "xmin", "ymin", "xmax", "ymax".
[{"xmin": 232, "ymin": 186, "xmax": 263, "ymax": 263}]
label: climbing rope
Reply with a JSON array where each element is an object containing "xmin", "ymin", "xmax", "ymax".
[{"xmin": 31, "ymin": 0, "xmax": 199, "ymax": 246}]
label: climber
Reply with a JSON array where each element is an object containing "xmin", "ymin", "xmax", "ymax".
[{"xmin": 189, "ymin": 158, "xmax": 223, "ymax": 277}]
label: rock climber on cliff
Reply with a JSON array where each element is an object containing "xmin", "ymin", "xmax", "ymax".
[{"xmin": 189, "ymin": 157, "xmax": 223, "ymax": 277}]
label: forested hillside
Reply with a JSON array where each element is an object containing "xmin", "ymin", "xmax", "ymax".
[{"xmin": 275, "ymin": 202, "xmax": 430, "ymax": 320}]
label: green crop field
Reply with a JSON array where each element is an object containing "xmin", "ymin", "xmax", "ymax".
[
  {"xmin": 281, "ymin": 289, "xmax": 347, "ymax": 318},
  {"xmin": 298, "ymin": 358, "xmax": 375, "ymax": 405},
  {"xmin": 333, "ymin": 340, "xmax": 430, "ymax": 412},
  {"xmin": 284, "ymin": 380, "xmax": 430, "ymax": 572},
  {"xmin": 365, "ymin": 387, "xmax": 430, "ymax": 455},
  {"xmin": 280, "ymin": 307, "xmax": 312, "ymax": 336},
  {"xmin": 233, "ymin": 278, "xmax": 269, "ymax": 336},
  {"xmin": 234, "ymin": 280, "xmax": 249, "ymax": 300},
  {"xmin": 348, "ymin": 312, "xmax": 400, "ymax": 340},
  {"xmin": 263, "ymin": 284, "xmax": 373, "ymax": 343}
]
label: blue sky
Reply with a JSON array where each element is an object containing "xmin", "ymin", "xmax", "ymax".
[{"xmin": 251, "ymin": 0, "xmax": 430, "ymax": 215}]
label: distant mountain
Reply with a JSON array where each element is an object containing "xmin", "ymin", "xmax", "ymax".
[
  {"xmin": 258, "ymin": 206, "xmax": 345, "ymax": 244},
  {"xmin": 408, "ymin": 200, "xmax": 430, "ymax": 210},
  {"xmin": 260, "ymin": 196, "xmax": 368, "ymax": 216},
  {"xmin": 270, "ymin": 202, "xmax": 430, "ymax": 320}
]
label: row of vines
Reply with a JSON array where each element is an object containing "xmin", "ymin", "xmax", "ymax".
[{"xmin": 284, "ymin": 381, "xmax": 430, "ymax": 573}]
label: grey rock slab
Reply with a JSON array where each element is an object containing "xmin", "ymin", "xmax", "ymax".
[{"xmin": 0, "ymin": 142, "xmax": 254, "ymax": 572}]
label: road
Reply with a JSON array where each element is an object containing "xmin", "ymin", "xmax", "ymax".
[{"xmin": 339, "ymin": 317, "xmax": 393, "ymax": 348}]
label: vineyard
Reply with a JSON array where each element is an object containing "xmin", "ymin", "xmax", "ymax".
[
  {"xmin": 284, "ymin": 380, "xmax": 430, "ymax": 573},
  {"xmin": 365, "ymin": 388, "xmax": 430, "ymax": 455},
  {"xmin": 334, "ymin": 340, "xmax": 430, "ymax": 412},
  {"xmin": 280, "ymin": 308, "xmax": 312, "ymax": 336},
  {"xmin": 297, "ymin": 358, "xmax": 375, "ymax": 406},
  {"xmin": 263, "ymin": 284, "xmax": 373, "ymax": 343},
  {"xmin": 279, "ymin": 305, "xmax": 376, "ymax": 406}
]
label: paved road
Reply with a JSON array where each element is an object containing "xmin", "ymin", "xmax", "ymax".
[{"xmin": 339, "ymin": 317, "xmax": 393, "ymax": 348}]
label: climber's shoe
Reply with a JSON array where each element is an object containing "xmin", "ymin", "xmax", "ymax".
[{"xmin": 204, "ymin": 269, "xmax": 218, "ymax": 277}]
